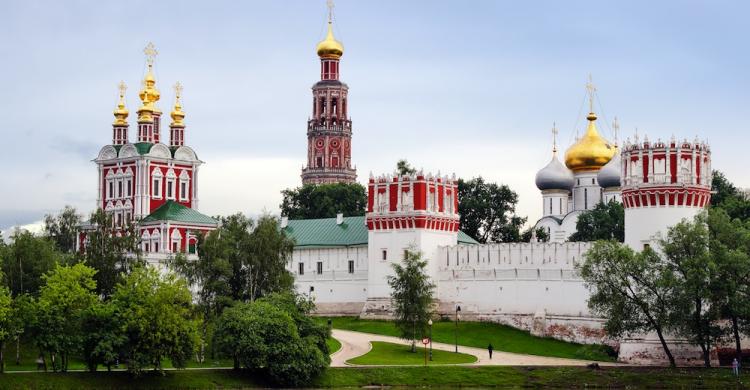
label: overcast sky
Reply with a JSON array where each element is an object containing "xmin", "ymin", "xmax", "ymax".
[{"xmin": 1, "ymin": 0, "xmax": 749, "ymax": 231}]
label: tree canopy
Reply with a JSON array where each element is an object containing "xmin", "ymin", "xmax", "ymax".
[
  {"xmin": 213, "ymin": 293, "xmax": 329, "ymax": 386},
  {"xmin": 43, "ymin": 205, "xmax": 81, "ymax": 254},
  {"xmin": 568, "ymin": 201, "xmax": 625, "ymax": 242},
  {"xmin": 1, "ymin": 231, "xmax": 60, "ymax": 297},
  {"xmin": 280, "ymin": 182, "xmax": 367, "ymax": 219},
  {"xmin": 712, "ymin": 170, "xmax": 750, "ymax": 222},
  {"xmin": 458, "ymin": 177, "xmax": 526, "ymax": 243},
  {"xmin": 81, "ymin": 209, "xmax": 142, "ymax": 298},
  {"xmin": 387, "ymin": 249, "xmax": 435, "ymax": 352}
]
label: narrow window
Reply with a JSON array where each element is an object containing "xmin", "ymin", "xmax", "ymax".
[
  {"xmin": 180, "ymin": 182, "xmax": 187, "ymax": 200},
  {"xmin": 644, "ymin": 243, "xmax": 651, "ymax": 251},
  {"xmin": 118, "ymin": 181, "xmax": 123, "ymax": 198},
  {"xmin": 403, "ymin": 249, "xmax": 408, "ymax": 259},
  {"xmin": 559, "ymin": 198, "xmax": 562, "ymax": 213},
  {"xmin": 172, "ymin": 242, "xmax": 178, "ymax": 252},
  {"xmin": 153, "ymin": 179, "xmax": 161, "ymax": 198},
  {"xmin": 298, "ymin": 262, "xmax": 305, "ymax": 275},
  {"xmin": 382, "ymin": 250, "xmax": 387, "ymax": 261},
  {"xmin": 167, "ymin": 181, "xmax": 174, "ymax": 199},
  {"xmin": 316, "ymin": 156, "xmax": 323, "ymax": 167},
  {"xmin": 154, "ymin": 242, "xmax": 159, "ymax": 253},
  {"xmin": 127, "ymin": 180, "xmax": 132, "ymax": 197},
  {"xmin": 549, "ymin": 198, "xmax": 552, "ymax": 214},
  {"xmin": 108, "ymin": 182, "xmax": 114, "ymax": 199},
  {"xmin": 348, "ymin": 260, "xmax": 354, "ymax": 274},
  {"xmin": 584, "ymin": 188, "xmax": 588, "ymax": 209},
  {"xmin": 144, "ymin": 243, "xmax": 150, "ymax": 252},
  {"xmin": 316, "ymin": 261, "xmax": 323, "ymax": 275}
]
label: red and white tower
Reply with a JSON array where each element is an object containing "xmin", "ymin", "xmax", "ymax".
[
  {"xmin": 362, "ymin": 171, "xmax": 460, "ymax": 316},
  {"xmin": 621, "ymin": 135, "xmax": 711, "ymax": 249},
  {"xmin": 301, "ymin": 3, "xmax": 357, "ymax": 185}
]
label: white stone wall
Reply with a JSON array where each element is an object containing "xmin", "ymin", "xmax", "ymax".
[
  {"xmin": 624, "ymin": 206, "xmax": 700, "ymax": 250},
  {"xmin": 289, "ymin": 245, "xmax": 369, "ymax": 315}
]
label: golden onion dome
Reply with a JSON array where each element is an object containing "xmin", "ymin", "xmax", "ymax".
[
  {"xmin": 170, "ymin": 82, "xmax": 185, "ymax": 127},
  {"xmin": 113, "ymin": 81, "xmax": 129, "ymax": 126},
  {"xmin": 137, "ymin": 64, "xmax": 160, "ymax": 122},
  {"xmin": 564, "ymin": 112, "xmax": 616, "ymax": 172},
  {"xmin": 316, "ymin": 22, "xmax": 344, "ymax": 59}
]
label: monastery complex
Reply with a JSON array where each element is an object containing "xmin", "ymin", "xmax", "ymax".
[{"xmin": 81, "ymin": 8, "xmax": 718, "ymax": 366}]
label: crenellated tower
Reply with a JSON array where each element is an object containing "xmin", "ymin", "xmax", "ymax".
[
  {"xmin": 301, "ymin": 1, "xmax": 357, "ymax": 185},
  {"xmin": 621, "ymin": 135, "xmax": 711, "ymax": 249},
  {"xmin": 362, "ymin": 171, "xmax": 460, "ymax": 316}
]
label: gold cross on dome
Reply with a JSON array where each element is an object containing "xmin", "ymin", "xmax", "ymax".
[
  {"xmin": 327, "ymin": 0, "xmax": 335, "ymax": 23},
  {"xmin": 174, "ymin": 82, "xmax": 183, "ymax": 99},
  {"xmin": 118, "ymin": 80, "xmax": 127, "ymax": 98},
  {"xmin": 143, "ymin": 42, "xmax": 158, "ymax": 66},
  {"xmin": 585, "ymin": 74, "xmax": 596, "ymax": 113}
]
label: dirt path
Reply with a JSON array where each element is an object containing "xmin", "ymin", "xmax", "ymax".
[{"xmin": 330, "ymin": 329, "xmax": 623, "ymax": 367}]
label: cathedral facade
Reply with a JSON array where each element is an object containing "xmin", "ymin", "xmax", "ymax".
[{"xmin": 79, "ymin": 44, "xmax": 218, "ymax": 265}]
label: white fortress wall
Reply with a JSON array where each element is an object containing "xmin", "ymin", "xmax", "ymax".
[
  {"xmin": 436, "ymin": 242, "xmax": 609, "ymax": 345},
  {"xmin": 290, "ymin": 245, "xmax": 368, "ymax": 315}
]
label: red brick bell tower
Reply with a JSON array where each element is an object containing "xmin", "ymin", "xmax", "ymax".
[{"xmin": 301, "ymin": 5, "xmax": 357, "ymax": 185}]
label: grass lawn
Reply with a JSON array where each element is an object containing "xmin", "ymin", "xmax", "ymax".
[
  {"xmin": 347, "ymin": 341, "xmax": 476, "ymax": 365},
  {"xmin": 0, "ymin": 366, "xmax": 742, "ymax": 389},
  {"xmin": 327, "ymin": 337, "xmax": 342, "ymax": 354},
  {"xmin": 321, "ymin": 316, "xmax": 616, "ymax": 362}
]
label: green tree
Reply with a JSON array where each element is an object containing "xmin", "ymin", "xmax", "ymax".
[
  {"xmin": 568, "ymin": 201, "xmax": 625, "ymax": 242},
  {"xmin": 458, "ymin": 177, "xmax": 526, "ymax": 243},
  {"xmin": 706, "ymin": 208, "xmax": 750, "ymax": 362},
  {"xmin": 81, "ymin": 301, "xmax": 126, "ymax": 371},
  {"xmin": 34, "ymin": 263, "xmax": 98, "ymax": 372},
  {"xmin": 388, "ymin": 249, "xmax": 435, "ymax": 352},
  {"xmin": 578, "ymin": 241, "xmax": 678, "ymax": 367},
  {"xmin": 213, "ymin": 298, "xmax": 328, "ymax": 386},
  {"xmin": 112, "ymin": 266, "xmax": 197, "ymax": 374},
  {"xmin": 396, "ymin": 159, "xmax": 417, "ymax": 175},
  {"xmin": 82, "ymin": 209, "xmax": 142, "ymax": 298},
  {"xmin": 43, "ymin": 205, "xmax": 81, "ymax": 254},
  {"xmin": 1, "ymin": 231, "xmax": 60, "ymax": 297},
  {"xmin": 659, "ymin": 215, "xmax": 720, "ymax": 368},
  {"xmin": 0, "ymin": 284, "xmax": 12, "ymax": 373},
  {"xmin": 712, "ymin": 170, "xmax": 750, "ymax": 221},
  {"xmin": 246, "ymin": 215, "xmax": 295, "ymax": 301},
  {"xmin": 280, "ymin": 182, "xmax": 367, "ymax": 219},
  {"xmin": 521, "ymin": 226, "xmax": 550, "ymax": 242}
]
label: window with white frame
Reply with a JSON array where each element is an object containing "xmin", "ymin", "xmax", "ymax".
[
  {"xmin": 316, "ymin": 261, "xmax": 323, "ymax": 274},
  {"xmin": 152, "ymin": 168, "xmax": 163, "ymax": 199},
  {"xmin": 171, "ymin": 229, "xmax": 182, "ymax": 253},
  {"xmin": 348, "ymin": 260, "xmax": 354, "ymax": 274},
  {"xmin": 179, "ymin": 171, "xmax": 190, "ymax": 201},
  {"xmin": 166, "ymin": 169, "xmax": 177, "ymax": 200},
  {"xmin": 298, "ymin": 262, "xmax": 304, "ymax": 275},
  {"xmin": 108, "ymin": 181, "xmax": 114, "ymax": 199}
]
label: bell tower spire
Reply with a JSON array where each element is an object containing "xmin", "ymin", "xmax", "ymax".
[
  {"xmin": 112, "ymin": 81, "xmax": 129, "ymax": 145},
  {"xmin": 136, "ymin": 42, "xmax": 161, "ymax": 143},
  {"xmin": 170, "ymin": 82, "xmax": 186, "ymax": 147},
  {"xmin": 301, "ymin": 0, "xmax": 357, "ymax": 185}
]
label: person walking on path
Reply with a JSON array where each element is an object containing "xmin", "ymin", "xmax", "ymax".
[
  {"xmin": 488, "ymin": 343, "xmax": 493, "ymax": 360},
  {"xmin": 732, "ymin": 358, "xmax": 740, "ymax": 377}
]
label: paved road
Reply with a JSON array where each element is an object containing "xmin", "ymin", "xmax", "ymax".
[{"xmin": 330, "ymin": 329, "xmax": 623, "ymax": 367}]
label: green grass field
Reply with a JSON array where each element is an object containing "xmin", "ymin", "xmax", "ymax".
[
  {"xmin": 347, "ymin": 341, "xmax": 476, "ymax": 365},
  {"xmin": 0, "ymin": 366, "xmax": 742, "ymax": 389},
  {"xmin": 322, "ymin": 316, "xmax": 616, "ymax": 362},
  {"xmin": 326, "ymin": 337, "xmax": 342, "ymax": 354}
]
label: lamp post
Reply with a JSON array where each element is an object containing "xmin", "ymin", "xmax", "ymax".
[
  {"xmin": 454, "ymin": 305, "xmax": 461, "ymax": 353},
  {"xmin": 428, "ymin": 319, "xmax": 433, "ymax": 361}
]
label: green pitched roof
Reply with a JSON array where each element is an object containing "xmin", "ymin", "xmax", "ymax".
[
  {"xmin": 141, "ymin": 201, "xmax": 218, "ymax": 225},
  {"xmin": 283, "ymin": 216, "xmax": 368, "ymax": 247},
  {"xmin": 282, "ymin": 215, "xmax": 479, "ymax": 247}
]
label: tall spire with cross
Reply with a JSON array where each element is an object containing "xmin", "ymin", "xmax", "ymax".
[
  {"xmin": 137, "ymin": 42, "xmax": 162, "ymax": 143},
  {"xmin": 612, "ymin": 116, "xmax": 620, "ymax": 146},
  {"xmin": 112, "ymin": 81, "xmax": 130, "ymax": 145},
  {"xmin": 170, "ymin": 82, "xmax": 186, "ymax": 146},
  {"xmin": 552, "ymin": 122, "xmax": 558, "ymax": 154},
  {"xmin": 303, "ymin": 0, "xmax": 356, "ymax": 185}
]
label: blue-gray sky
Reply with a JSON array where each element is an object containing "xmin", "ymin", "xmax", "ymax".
[{"xmin": 1, "ymin": 0, "xmax": 748, "ymax": 231}]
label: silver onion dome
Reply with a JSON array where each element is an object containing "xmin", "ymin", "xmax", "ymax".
[
  {"xmin": 535, "ymin": 154, "xmax": 575, "ymax": 191},
  {"xmin": 597, "ymin": 149, "xmax": 621, "ymax": 188}
]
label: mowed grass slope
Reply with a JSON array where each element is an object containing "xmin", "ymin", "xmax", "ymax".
[
  {"xmin": 0, "ymin": 367, "xmax": 740, "ymax": 389},
  {"xmin": 347, "ymin": 341, "xmax": 476, "ymax": 365},
  {"xmin": 323, "ymin": 317, "xmax": 616, "ymax": 362}
]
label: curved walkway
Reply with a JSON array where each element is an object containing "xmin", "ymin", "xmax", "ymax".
[{"xmin": 330, "ymin": 329, "xmax": 623, "ymax": 367}]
